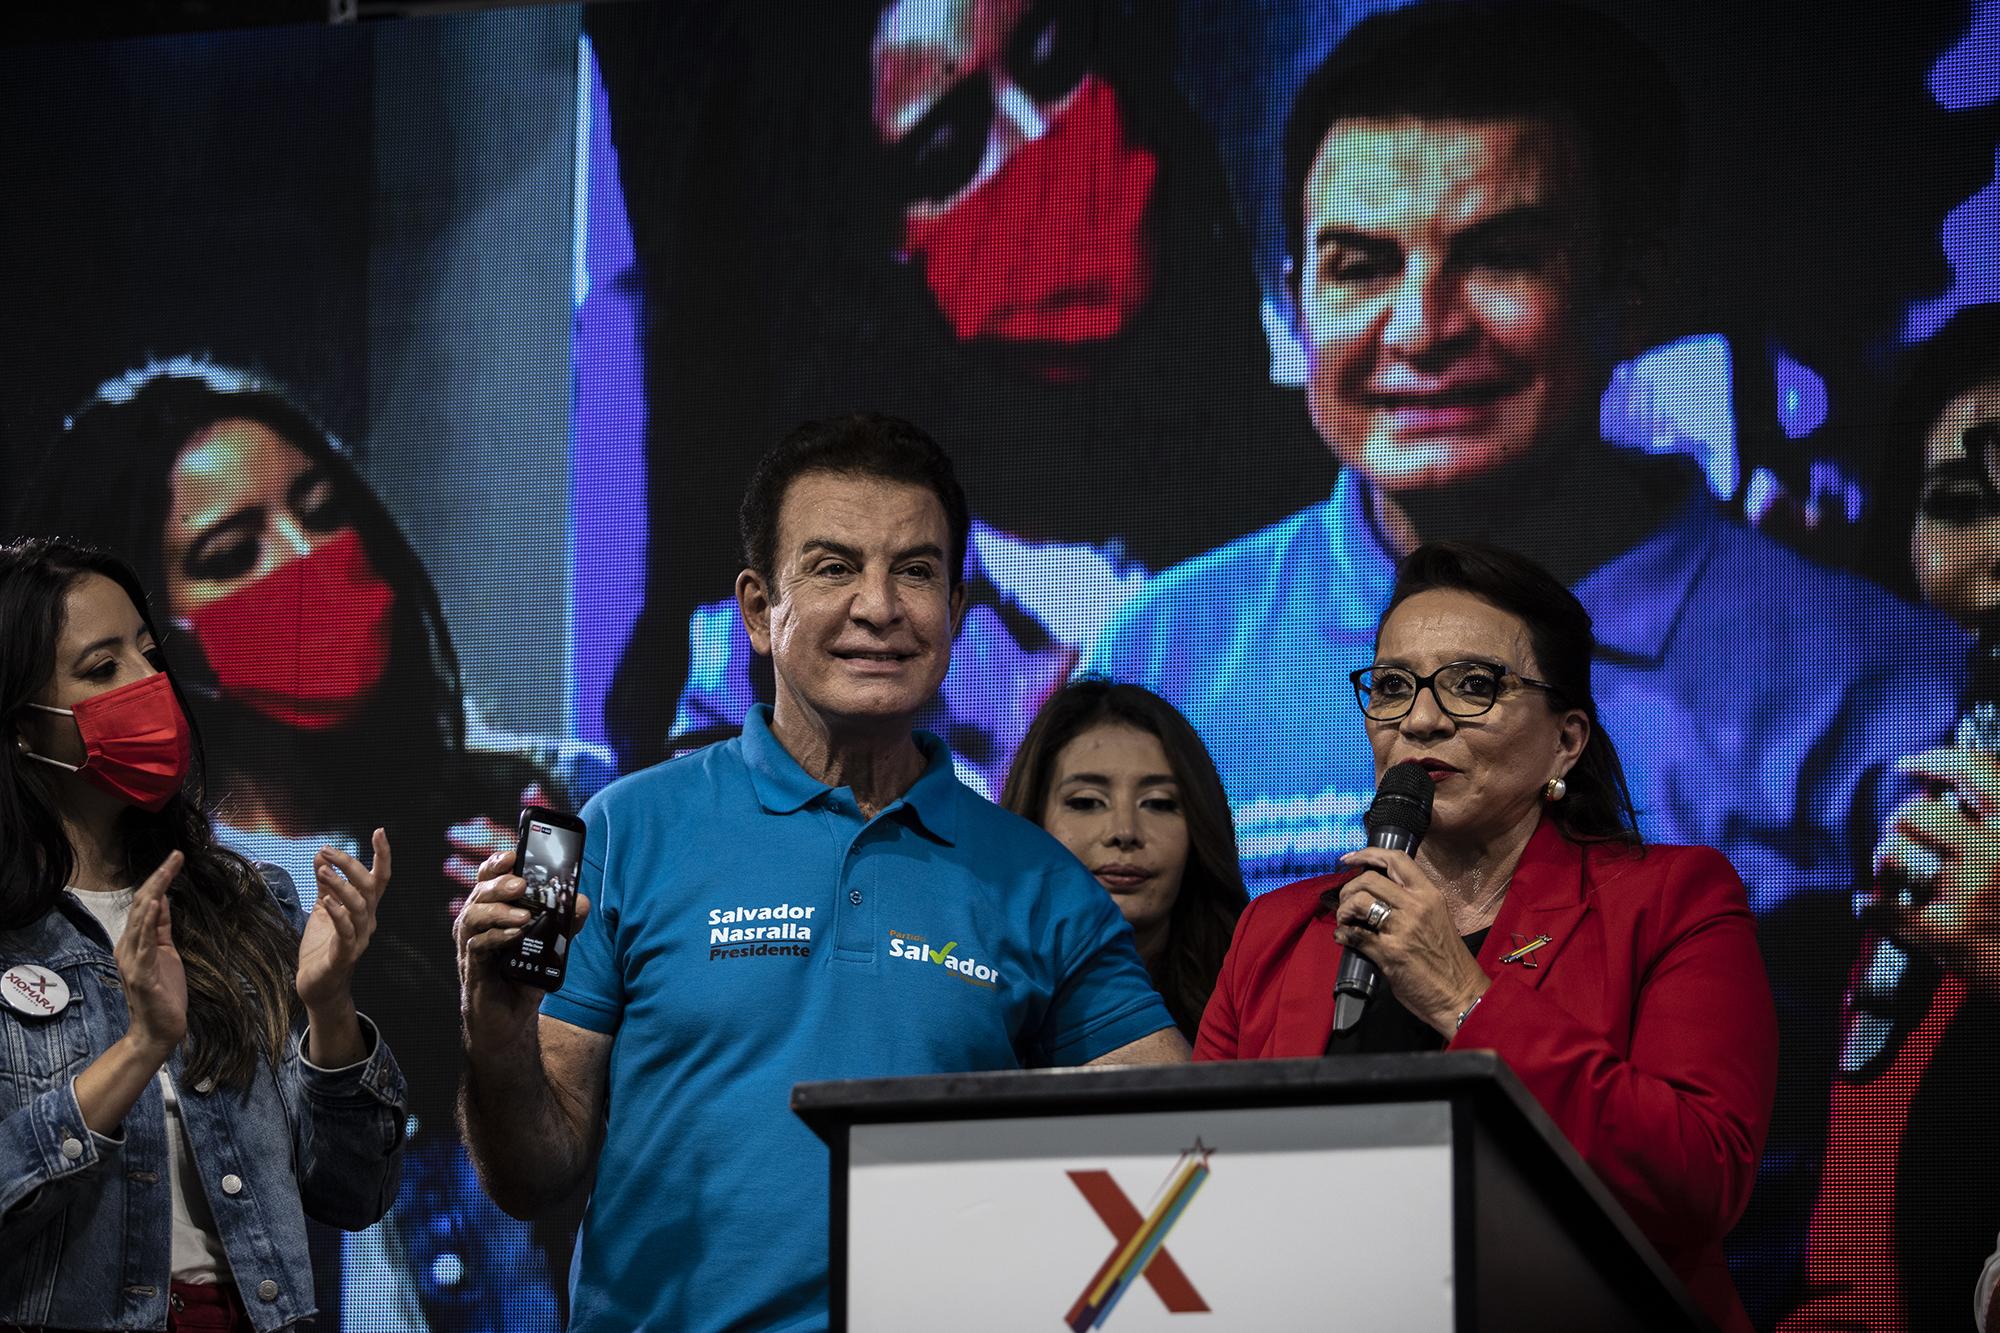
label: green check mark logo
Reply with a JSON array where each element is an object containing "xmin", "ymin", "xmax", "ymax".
[{"xmin": 931, "ymin": 941, "xmax": 958, "ymax": 964}]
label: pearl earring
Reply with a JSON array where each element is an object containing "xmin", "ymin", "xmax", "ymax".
[{"xmin": 1543, "ymin": 776, "xmax": 1568, "ymax": 802}]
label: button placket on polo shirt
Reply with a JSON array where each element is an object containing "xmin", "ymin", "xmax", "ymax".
[{"xmin": 826, "ymin": 795, "xmax": 879, "ymax": 963}]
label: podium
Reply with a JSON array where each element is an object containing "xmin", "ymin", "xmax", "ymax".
[{"xmin": 793, "ymin": 1052, "xmax": 1714, "ymax": 1331}]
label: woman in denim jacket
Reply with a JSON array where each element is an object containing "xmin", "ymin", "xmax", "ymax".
[{"xmin": 0, "ymin": 538, "xmax": 407, "ymax": 1332}]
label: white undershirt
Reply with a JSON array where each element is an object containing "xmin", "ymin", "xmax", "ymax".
[{"xmin": 68, "ymin": 886, "xmax": 231, "ymax": 1285}]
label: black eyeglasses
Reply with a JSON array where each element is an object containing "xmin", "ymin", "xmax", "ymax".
[
  {"xmin": 1968, "ymin": 421, "xmax": 2000, "ymax": 494},
  {"xmin": 885, "ymin": 0, "xmax": 1092, "ymax": 207},
  {"xmin": 1349, "ymin": 661, "xmax": 1557, "ymax": 721},
  {"xmin": 1920, "ymin": 421, "xmax": 2000, "ymax": 527}
]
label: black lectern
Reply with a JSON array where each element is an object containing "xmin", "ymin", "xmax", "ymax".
[{"xmin": 794, "ymin": 1052, "xmax": 1714, "ymax": 1332}]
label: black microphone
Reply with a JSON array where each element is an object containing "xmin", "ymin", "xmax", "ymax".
[{"xmin": 1333, "ymin": 761, "xmax": 1436, "ymax": 1034}]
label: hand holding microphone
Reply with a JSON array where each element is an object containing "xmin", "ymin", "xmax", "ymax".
[
  {"xmin": 1876, "ymin": 749, "xmax": 2000, "ymax": 985},
  {"xmin": 1843, "ymin": 745, "xmax": 2000, "ymax": 1078},
  {"xmin": 1331, "ymin": 762, "xmax": 1432, "ymax": 1033},
  {"xmin": 1336, "ymin": 756, "xmax": 1496, "ymax": 1040},
  {"xmin": 1844, "ymin": 623, "xmax": 2000, "ymax": 1077}
]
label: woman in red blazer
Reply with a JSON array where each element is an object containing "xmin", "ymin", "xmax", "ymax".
[{"xmin": 1195, "ymin": 542, "xmax": 1778, "ymax": 1333}]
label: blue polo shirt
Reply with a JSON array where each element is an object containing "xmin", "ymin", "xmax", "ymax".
[{"xmin": 541, "ymin": 705, "xmax": 1174, "ymax": 1332}]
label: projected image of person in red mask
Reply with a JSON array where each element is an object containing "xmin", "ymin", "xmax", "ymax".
[
  {"xmin": 873, "ymin": 0, "xmax": 1156, "ymax": 368},
  {"xmin": 16, "ymin": 365, "xmax": 561, "ymax": 916},
  {"xmin": 167, "ymin": 433, "xmax": 395, "ymax": 734},
  {"xmin": 10, "ymin": 359, "xmax": 570, "ymax": 1330},
  {"xmin": 585, "ymin": 1, "xmax": 1329, "ymax": 776}
]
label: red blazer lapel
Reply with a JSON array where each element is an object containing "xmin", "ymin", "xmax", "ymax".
[
  {"xmin": 1271, "ymin": 908, "xmax": 1344, "ymax": 1057},
  {"xmin": 1478, "ymin": 818, "xmax": 1595, "ymax": 990}
]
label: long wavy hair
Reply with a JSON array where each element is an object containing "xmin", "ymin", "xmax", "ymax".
[
  {"xmin": 9, "ymin": 360, "xmax": 552, "ymax": 1121},
  {"xmin": 0, "ymin": 537, "xmax": 299, "ymax": 1089},
  {"xmin": 10, "ymin": 359, "xmax": 465, "ymax": 831},
  {"xmin": 1003, "ymin": 680, "xmax": 1247, "ymax": 1039},
  {"xmin": 1383, "ymin": 541, "xmax": 1642, "ymax": 845}
]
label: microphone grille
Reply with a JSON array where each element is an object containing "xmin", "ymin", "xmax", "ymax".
[{"xmin": 1367, "ymin": 761, "xmax": 1435, "ymax": 836}]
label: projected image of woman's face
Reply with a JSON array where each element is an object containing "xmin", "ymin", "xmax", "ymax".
[
  {"xmin": 1297, "ymin": 115, "xmax": 1599, "ymax": 494},
  {"xmin": 161, "ymin": 417, "xmax": 398, "ymax": 731},
  {"xmin": 1912, "ymin": 383, "xmax": 2000, "ymax": 629},
  {"xmin": 872, "ymin": 0, "xmax": 1085, "ymax": 213},
  {"xmin": 163, "ymin": 418, "xmax": 348, "ymax": 616},
  {"xmin": 871, "ymin": 0, "xmax": 1156, "ymax": 347}
]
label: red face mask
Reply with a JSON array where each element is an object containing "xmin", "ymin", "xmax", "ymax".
[
  {"xmin": 185, "ymin": 529, "xmax": 396, "ymax": 731},
  {"xmin": 24, "ymin": 671, "xmax": 192, "ymax": 812},
  {"xmin": 902, "ymin": 74, "xmax": 1157, "ymax": 349}
]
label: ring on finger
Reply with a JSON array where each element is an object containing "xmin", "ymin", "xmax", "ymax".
[{"xmin": 1364, "ymin": 900, "xmax": 1393, "ymax": 932}]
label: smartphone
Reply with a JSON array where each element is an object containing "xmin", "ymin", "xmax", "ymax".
[{"xmin": 497, "ymin": 806, "xmax": 585, "ymax": 992}]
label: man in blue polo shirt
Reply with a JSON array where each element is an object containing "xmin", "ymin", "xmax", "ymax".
[{"xmin": 454, "ymin": 412, "xmax": 1182, "ymax": 1331}]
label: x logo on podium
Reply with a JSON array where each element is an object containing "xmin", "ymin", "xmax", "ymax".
[{"xmin": 1064, "ymin": 1141, "xmax": 1213, "ymax": 1328}]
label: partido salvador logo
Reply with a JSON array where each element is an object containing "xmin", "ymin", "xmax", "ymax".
[{"xmin": 887, "ymin": 928, "xmax": 1001, "ymax": 988}]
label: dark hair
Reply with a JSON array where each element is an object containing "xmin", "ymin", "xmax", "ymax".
[
  {"xmin": 1282, "ymin": 1, "xmax": 1685, "ymax": 285},
  {"xmin": 1001, "ymin": 680, "xmax": 1247, "ymax": 1040},
  {"xmin": 1381, "ymin": 541, "xmax": 1641, "ymax": 845},
  {"xmin": 738, "ymin": 412, "xmax": 971, "ymax": 588},
  {"xmin": 1894, "ymin": 304, "xmax": 2000, "ymax": 435},
  {"xmin": 0, "ymin": 537, "xmax": 300, "ymax": 1090},
  {"xmin": 10, "ymin": 359, "xmax": 466, "ymax": 829},
  {"xmin": 1856, "ymin": 303, "xmax": 2000, "ymax": 602}
]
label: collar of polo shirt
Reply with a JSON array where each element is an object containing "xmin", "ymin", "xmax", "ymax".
[{"xmin": 740, "ymin": 705, "xmax": 960, "ymax": 845}]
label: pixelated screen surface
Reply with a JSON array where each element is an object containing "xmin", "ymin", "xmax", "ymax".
[{"xmin": 4, "ymin": 1, "xmax": 1999, "ymax": 1328}]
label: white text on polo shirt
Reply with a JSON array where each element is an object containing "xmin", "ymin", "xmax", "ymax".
[
  {"xmin": 707, "ymin": 904, "xmax": 815, "ymax": 958},
  {"xmin": 888, "ymin": 930, "xmax": 1000, "ymax": 988}
]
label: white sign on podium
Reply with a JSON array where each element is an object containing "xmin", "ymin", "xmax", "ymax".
[{"xmin": 848, "ymin": 1101, "xmax": 1455, "ymax": 1330}]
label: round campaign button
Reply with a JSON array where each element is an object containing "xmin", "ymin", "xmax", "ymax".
[{"xmin": 1, "ymin": 964, "xmax": 70, "ymax": 1018}]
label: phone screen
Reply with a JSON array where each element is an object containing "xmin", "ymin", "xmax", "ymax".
[{"xmin": 501, "ymin": 809, "xmax": 584, "ymax": 990}]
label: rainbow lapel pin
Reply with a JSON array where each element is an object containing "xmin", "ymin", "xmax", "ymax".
[{"xmin": 1500, "ymin": 933, "xmax": 1552, "ymax": 968}]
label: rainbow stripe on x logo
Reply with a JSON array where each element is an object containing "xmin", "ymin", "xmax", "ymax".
[{"xmin": 1064, "ymin": 1140, "xmax": 1213, "ymax": 1329}]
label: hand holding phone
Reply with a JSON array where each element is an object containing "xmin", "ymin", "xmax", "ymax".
[{"xmin": 496, "ymin": 806, "xmax": 586, "ymax": 992}]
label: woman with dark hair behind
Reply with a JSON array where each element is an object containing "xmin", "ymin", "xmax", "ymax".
[
  {"xmin": 1196, "ymin": 541, "xmax": 1777, "ymax": 1332},
  {"xmin": 0, "ymin": 536, "xmax": 403, "ymax": 1332},
  {"xmin": 1002, "ymin": 680, "xmax": 1246, "ymax": 1039},
  {"xmin": 9, "ymin": 359, "xmax": 572, "ymax": 1328},
  {"xmin": 1783, "ymin": 303, "xmax": 2000, "ymax": 1333}
]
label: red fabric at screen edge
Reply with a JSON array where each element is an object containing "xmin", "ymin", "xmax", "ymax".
[{"xmin": 1781, "ymin": 972, "xmax": 1970, "ymax": 1333}]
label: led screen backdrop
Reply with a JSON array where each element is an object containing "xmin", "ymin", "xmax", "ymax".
[
  {"xmin": 0, "ymin": 9, "xmax": 587, "ymax": 1329},
  {"xmin": 5, "ymin": 1, "xmax": 2000, "ymax": 1328}
]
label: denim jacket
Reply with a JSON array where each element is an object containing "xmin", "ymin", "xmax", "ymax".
[{"xmin": 0, "ymin": 866, "xmax": 407, "ymax": 1331}]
